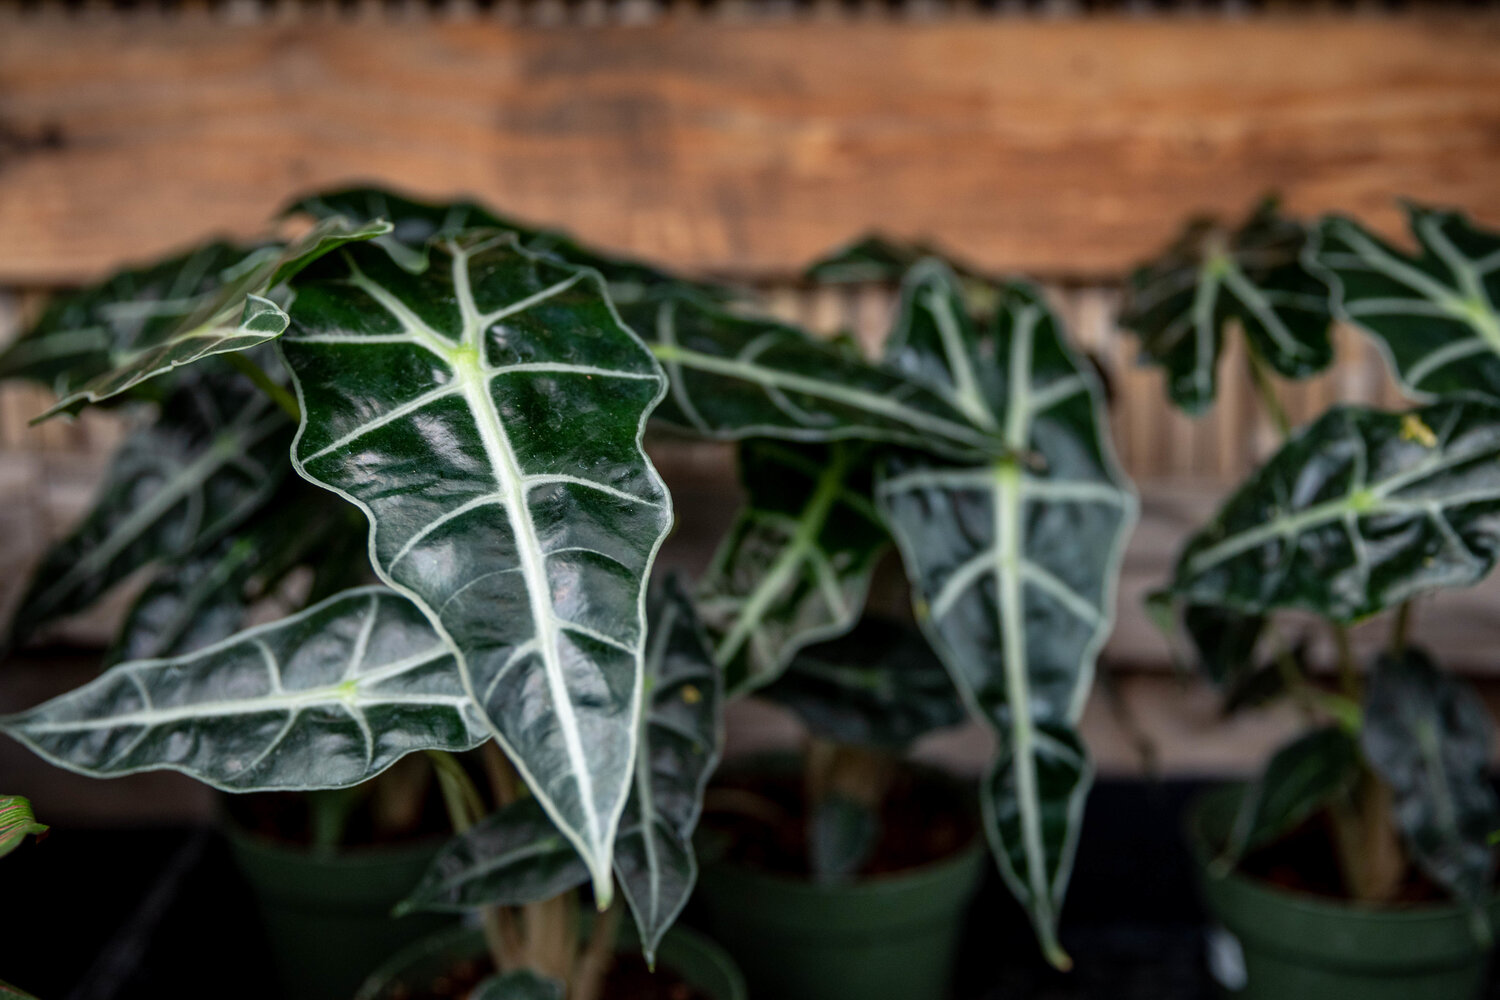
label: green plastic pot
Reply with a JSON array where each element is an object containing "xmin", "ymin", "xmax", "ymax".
[
  {"xmin": 226, "ymin": 822, "xmax": 455, "ymax": 1000},
  {"xmin": 692, "ymin": 757, "xmax": 986, "ymax": 1000},
  {"xmin": 354, "ymin": 920, "xmax": 747, "ymax": 1000},
  {"xmin": 1189, "ymin": 786, "xmax": 1499, "ymax": 1000}
]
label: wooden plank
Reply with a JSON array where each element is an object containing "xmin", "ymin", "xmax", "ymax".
[{"xmin": 1, "ymin": 11, "xmax": 1499, "ymax": 284}]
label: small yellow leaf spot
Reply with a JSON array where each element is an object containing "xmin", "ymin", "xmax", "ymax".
[
  {"xmin": 681, "ymin": 684, "xmax": 702, "ymax": 705},
  {"xmin": 1400, "ymin": 414, "xmax": 1438, "ymax": 448}
]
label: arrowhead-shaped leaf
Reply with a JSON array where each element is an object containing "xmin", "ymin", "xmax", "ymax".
[
  {"xmin": 697, "ymin": 440, "xmax": 888, "ymax": 694},
  {"xmin": 280, "ymin": 233, "xmax": 672, "ymax": 899},
  {"xmin": 1, "ymin": 587, "xmax": 487, "ymax": 790},
  {"xmin": 0, "ymin": 795, "xmax": 47, "ymax": 860},
  {"xmin": 35, "ymin": 217, "xmax": 390, "ymax": 419},
  {"xmin": 625, "ymin": 288, "xmax": 999, "ymax": 459},
  {"xmin": 876, "ymin": 263, "xmax": 1136, "ymax": 967},
  {"xmin": 1363, "ymin": 649, "xmax": 1500, "ymax": 914},
  {"xmin": 1168, "ymin": 402, "xmax": 1500, "ymax": 622},
  {"xmin": 1219, "ymin": 727, "xmax": 1360, "ymax": 869},
  {"xmin": 764, "ymin": 617, "xmax": 965, "ymax": 750},
  {"xmin": 6, "ymin": 372, "xmax": 292, "ymax": 649},
  {"xmin": 1121, "ymin": 199, "xmax": 1333, "ymax": 414},
  {"xmin": 1307, "ymin": 205, "xmax": 1500, "ymax": 404},
  {"xmin": 471, "ymin": 971, "xmax": 565, "ymax": 1000},
  {"xmin": 615, "ymin": 577, "xmax": 723, "ymax": 962},
  {"xmin": 0, "ymin": 241, "xmax": 267, "ymax": 396},
  {"xmin": 396, "ymin": 794, "xmax": 591, "ymax": 913}
]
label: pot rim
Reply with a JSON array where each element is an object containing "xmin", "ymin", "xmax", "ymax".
[{"xmin": 1186, "ymin": 784, "xmax": 1499, "ymax": 924}]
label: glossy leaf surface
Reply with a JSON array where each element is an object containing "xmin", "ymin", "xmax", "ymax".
[
  {"xmin": 37, "ymin": 217, "xmax": 389, "ymax": 418},
  {"xmin": 281, "ymin": 234, "xmax": 671, "ymax": 897},
  {"xmin": 1121, "ymin": 200, "xmax": 1332, "ymax": 413},
  {"xmin": 6, "ymin": 374, "xmax": 292, "ymax": 649},
  {"xmin": 397, "ymin": 795, "xmax": 589, "ymax": 913},
  {"xmin": 1221, "ymin": 727, "xmax": 1360, "ymax": 868},
  {"xmin": 1168, "ymin": 402, "xmax": 1500, "ymax": 622},
  {"xmin": 877, "ymin": 263, "xmax": 1136, "ymax": 966},
  {"xmin": 1, "ymin": 588, "xmax": 487, "ymax": 791},
  {"xmin": 615, "ymin": 577, "xmax": 723, "ymax": 962},
  {"xmin": 1363, "ymin": 649, "xmax": 1499, "ymax": 912},
  {"xmin": 626, "ymin": 289, "xmax": 998, "ymax": 459},
  {"xmin": 471, "ymin": 971, "xmax": 565, "ymax": 1000},
  {"xmin": 0, "ymin": 796, "xmax": 46, "ymax": 860},
  {"xmin": 764, "ymin": 617, "xmax": 964, "ymax": 750},
  {"xmin": 1307, "ymin": 206, "xmax": 1500, "ymax": 404},
  {"xmin": 697, "ymin": 440, "xmax": 887, "ymax": 694}
]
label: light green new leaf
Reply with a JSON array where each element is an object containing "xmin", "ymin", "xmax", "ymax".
[
  {"xmin": 36, "ymin": 217, "xmax": 390, "ymax": 419},
  {"xmin": 1219, "ymin": 727, "xmax": 1360, "ymax": 871},
  {"xmin": 1307, "ymin": 205, "xmax": 1500, "ymax": 404},
  {"xmin": 616, "ymin": 576, "xmax": 723, "ymax": 963},
  {"xmin": 1, "ymin": 587, "xmax": 487, "ymax": 791},
  {"xmin": 0, "ymin": 241, "xmax": 266, "ymax": 396},
  {"xmin": 1168, "ymin": 402, "xmax": 1500, "ymax": 623},
  {"xmin": 0, "ymin": 795, "xmax": 46, "ymax": 860},
  {"xmin": 280, "ymin": 233, "xmax": 672, "ymax": 900},
  {"xmin": 396, "ymin": 795, "xmax": 590, "ymax": 914},
  {"xmin": 876, "ymin": 262, "xmax": 1136, "ymax": 968},
  {"xmin": 697, "ymin": 440, "xmax": 888, "ymax": 695},
  {"xmin": 471, "ymin": 971, "xmax": 565, "ymax": 1000},
  {"xmin": 1363, "ymin": 649, "xmax": 1499, "ymax": 915},
  {"xmin": 764, "ymin": 617, "xmax": 965, "ymax": 750},
  {"xmin": 6, "ymin": 373, "xmax": 292, "ymax": 649},
  {"xmin": 1120, "ymin": 199, "xmax": 1333, "ymax": 414},
  {"xmin": 623, "ymin": 288, "xmax": 999, "ymax": 460}
]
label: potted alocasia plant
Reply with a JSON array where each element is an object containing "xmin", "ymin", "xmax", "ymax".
[
  {"xmin": 0, "ymin": 184, "xmax": 1137, "ymax": 996},
  {"xmin": 1128, "ymin": 199, "xmax": 1500, "ymax": 999}
]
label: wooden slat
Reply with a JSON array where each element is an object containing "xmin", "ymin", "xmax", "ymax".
[{"xmin": 1, "ymin": 11, "xmax": 1499, "ymax": 284}]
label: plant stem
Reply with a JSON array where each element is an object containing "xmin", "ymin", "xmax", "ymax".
[
  {"xmin": 1390, "ymin": 601, "xmax": 1414, "ymax": 654},
  {"xmin": 424, "ymin": 751, "xmax": 515, "ymax": 973},
  {"xmin": 1331, "ymin": 623, "xmax": 1360, "ymax": 702},
  {"xmin": 1245, "ymin": 345, "xmax": 1291, "ymax": 440},
  {"xmin": 572, "ymin": 901, "xmax": 622, "ymax": 1000},
  {"xmin": 307, "ymin": 786, "xmax": 363, "ymax": 853},
  {"xmin": 225, "ymin": 351, "xmax": 300, "ymax": 421}
]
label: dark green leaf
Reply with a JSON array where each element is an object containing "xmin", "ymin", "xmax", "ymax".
[
  {"xmin": 1, "ymin": 588, "xmax": 487, "ymax": 791},
  {"xmin": 36, "ymin": 217, "xmax": 390, "ymax": 418},
  {"xmin": 1307, "ymin": 205, "xmax": 1500, "ymax": 404},
  {"xmin": 615, "ymin": 576, "xmax": 723, "ymax": 962},
  {"xmin": 1219, "ymin": 727, "xmax": 1360, "ymax": 869},
  {"xmin": 808, "ymin": 794, "xmax": 878, "ymax": 885},
  {"xmin": 0, "ymin": 795, "xmax": 46, "ymax": 860},
  {"xmin": 396, "ymin": 795, "xmax": 589, "ymax": 914},
  {"xmin": 1363, "ymin": 649, "xmax": 1499, "ymax": 912},
  {"xmin": 0, "ymin": 981, "xmax": 39, "ymax": 1000},
  {"xmin": 1183, "ymin": 604, "xmax": 1267, "ymax": 688},
  {"xmin": 1121, "ymin": 200, "xmax": 1332, "ymax": 414},
  {"xmin": 281, "ymin": 233, "xmax": 671, "ymax": 899},
  {"xmin": 697, "ymin": 440, "xmax": 888, "ymax": 694},
  {"xmin": 763, "ymin": 617, "xmax": 965, "ymax": 750},
  {"xmin": 804, "ymin": 234, "xmax": 956, "ymax": 285},
  {"xmin": 1168, "ymin": 402, "xmax": 1500, "ymax": 622},
  {"xmin": 876, "ymin": 264, "xmax": 1136, "ymax": 967},
  {"xmin": 470, "ymin": 970, "xmax": 565, "ymax": 1000},
  {"xmin": 288, "ymin": 186, "xmax": 705, "ymax": 300},
  {"xmin": 625, "ymin": 288, "xmax": 999, "ymax": 459},
  {"xmin": 6, "ymin": 373, "xmax": 292, "ymax": 649},
  {"xmin": 0, "ymin": 241, "xmax": 266, "ymax": 395},
  {"xmin": 105, "ymin": 484, "xmax": 372, "ymax": 665}
]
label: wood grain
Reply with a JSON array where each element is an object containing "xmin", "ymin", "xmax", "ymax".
[{"xmin": 1, "ymin": 10, "xmax": 1499, "ymax": 284}]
